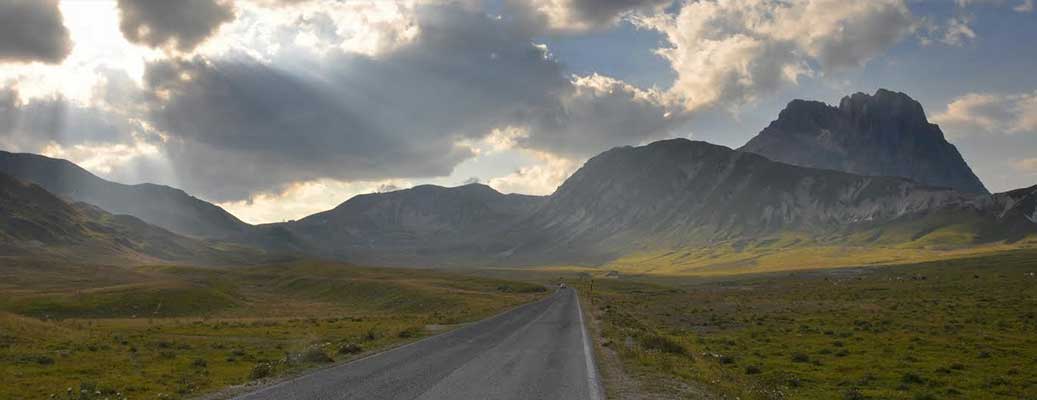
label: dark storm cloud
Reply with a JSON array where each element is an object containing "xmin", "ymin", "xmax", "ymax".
[
  {"xmin": 0, "ymin": 0, "xmax": 72, "ymax": 64},
  {"xmin": 0, "ymin": 87, "xmax": 142, "ymax": 151},
  {"xmin": 142, "ymin": 57, "xmax": 474, "ymax": 201},
  {"xmin": 117, "ymin": 0, "xmax": 235, "ymax": 52},
  {"xmin": 135, "ymin": 3, "xmax": 677, "ymax": 201}
]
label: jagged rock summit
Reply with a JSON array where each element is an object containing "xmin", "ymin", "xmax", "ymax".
[{"xmin": 740, "ymin": 89, "xmax": 988, "ymax": 194}]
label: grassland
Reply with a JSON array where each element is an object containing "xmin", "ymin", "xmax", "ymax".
[
  {"xmin": 610, "ymin": 232, "xmax": 1037, "ymax": 276},
  {"xmin": 0, "ymin": 258, "xmax": 545, "ymax": 400},
  {"xmin": 581, "ymin": 249, "xmax": 1037, "ymax": 399}
]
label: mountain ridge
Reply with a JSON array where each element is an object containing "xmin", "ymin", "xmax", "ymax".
[
  {"xmin": 0, "ymin": 172, "xmax": 261, "ymax": 264},
  {"xmin": 0, "ymin": 150, "xmax": 250, "ymax": 239}
]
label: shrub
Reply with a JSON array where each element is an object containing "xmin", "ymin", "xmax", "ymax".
[
  {"xmin": 745, "ymin": 365, "xmax": 762, "ymax": 375},
  {"xmin": 901, "ymin": 372, "xmax": 925, "ymax": 385},
  {"xmin": 842, "ymin": 388, "xmax": 867, "ymax": 400},
  {"xmin": 298, "ymin": 347, "xmax": 333, "ymax": 364},
  {"xmin": 398, "ymin": 327, "xmax": 422, "ymax": 338},
  {"xmin": 338, "ymin": 343, "xmax": 363, "ymax": 355},
  {"xmin": 249, "ymin": 363, "xmax": 273, "ymax": 380},
  {"xmin": 640, "ymin": 333, "xmax": 686, "ymax": 355}
]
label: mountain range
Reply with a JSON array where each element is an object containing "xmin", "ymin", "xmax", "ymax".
[
  {"xmin": 0, "ymin": 172, "xmax": 260, "ymax": 264},
  {"xmin": 1, "ymin": 89, "xmax": 1034, "ymax": 268},
  {"xmin": 0, "ymin": 151, "xmax": 250, "ymax": 239}
]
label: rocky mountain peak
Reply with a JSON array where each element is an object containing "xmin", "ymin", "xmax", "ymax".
[
  {"xmin": 740, "ymin": 89, "xmax": 988, "ymax": 194},
  {"xmin": 838, "ymin": 89, "xmax": 928, "ymax": 124}
]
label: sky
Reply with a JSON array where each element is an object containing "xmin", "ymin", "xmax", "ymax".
[{"xmin": 0, "ymin": 0, "xmax": 1035, "ymax": 224}]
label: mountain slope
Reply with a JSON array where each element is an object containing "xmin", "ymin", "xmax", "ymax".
[
  {"xmin": 0, "ymin": 151, "xmax": 249, "ymax": 239},
  {"xmin": 0, "ymin": 173, "xmax": 259, "ymax": 264},
  {"xmin": 740, "ymin": 89, "xmax": 988, "ymax": 194},
  {"xmin": 499, "ymin": 139, "xmax": 1032, "ymax": 265},
  {"xmin": 274, "ymin": 183, "xmax": 545, "ymax": 265}
]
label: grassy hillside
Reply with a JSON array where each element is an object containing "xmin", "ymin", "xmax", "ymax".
[
  {"xmin": 580, "ymin": 249, "xmax": 1037, "ymax": 399},
  {"xmin": 0, "ymin": 259, "xmax": 545, "ymax": 399}
]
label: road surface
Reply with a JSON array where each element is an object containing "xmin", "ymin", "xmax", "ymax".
[{"xmin": 233, "ymin": 288, "xmax": 603, "ymax": 400}]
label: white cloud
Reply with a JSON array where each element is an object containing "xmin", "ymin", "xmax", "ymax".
[
  {"xmin": 917, "ymin": 15, "xmax": 978, "ymax": 47},
  {"xmin": 200, "ymin": 0, "xmax": 423, "ymax": 59},
  {"xmin": 956, "ymin": 0, "xmax": 1034, "ymax": 12},
  {"xmin": 932, "ymin": 92, "xmax": 1037, "ymax": 136},
  {"xmin": 942, "ymin": 17, "xmax": 977, "ymax": 46},
  {"xmin": 487, "ymin": 152, "xmax": 580, "ymax": 196},
  {"xmin": 218, "ymin": 178, "xmax": 415, "ymax": 224},
  {"xmin": 516, "ymin": 0, "xmax": 671, "ymax": 32},
  {"xmin": 638, "ymin": 0, "xmax": 913, "ymax": 111},
  {"xmin": 40, "ymin": 140, "xmax": 160, "ymax": 175}
]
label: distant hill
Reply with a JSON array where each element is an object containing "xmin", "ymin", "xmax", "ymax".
[
  {"xmin": 740, "ymin": 89, "xmax": 989, "ymax": 194},
  {"xmin": 0, "ymin": 172, "xmax": 260, "ymax": 264},
  {"xmin": 272, "ymin": 183, "xmax": 545, "ymax": 265},
  {"xmin": 0, "ymin": 151, "xmax": 250, "ymax": 239}
]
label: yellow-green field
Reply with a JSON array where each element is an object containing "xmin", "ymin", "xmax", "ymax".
[
  {"xmin": 609, "ymin": 233, "xmax": 1037, "ymax": 276},
  {"xmin": 581, "ymin": 249, "xmax": 1037, "ymax": 399},
  {"xmin": 0, "ymin": 258, "xmax": 545, "ymax": 400}
]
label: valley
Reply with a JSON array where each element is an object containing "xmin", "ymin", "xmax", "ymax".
[{"xmin": 1, "ymin": 89, "xmax": 1035, "ymax": 399}]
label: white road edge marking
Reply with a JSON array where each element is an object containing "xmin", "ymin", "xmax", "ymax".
[{"xmin": 575, "ymin": 290, "xmax": 604, "ymax": 400}]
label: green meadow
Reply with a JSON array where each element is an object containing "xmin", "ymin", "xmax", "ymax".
[
  {"xmin": 0, "ymin": 259, "xmax": 545, "ymax": 400},
  {"xmin": 579, "ymin": 249, "xmax": 1037, "ymax": 399}
]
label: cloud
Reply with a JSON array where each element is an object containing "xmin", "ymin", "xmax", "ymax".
[
  {"xmin": 1014, "ymin": 158, "xmax": 1037, "ymax": 173},
  {"xmin": 513, "ymin": 0, "xmax": 672, "ymax": 32},
  {"xmin": 521, "ymin": 74, "xmax": 681, "ymax": 156},
  {"xmin": 217, "ymin": 178, "xmax": 415, "ymax": 224},
  {"xmin": 0, "ymin": 86, "xmax": 146, "ymax": 153},
  {"xmin": 918, "ymin": 16, "xmax": 977, "ymax": 46},
  {"xmin": 0, "ymin": 0, "xmax": 72, "ymax": 64},
  {"xmin": 956, "ymin": 0, "xmax": 1034, "ymax": 12},
  {"xmin": 941, "ymin": 16, "xmax": 976, "ymax": 46},
  {"xmin": 117, "ymin": 0, "xmax": 235, "ymax": 52},
  {"xmin": 932, "ymin": 92, "xmax": 1037, "ymax": 136},
  {"xmin": 137, "ymin": 4, "xmax": 675, "ymax": 202},
  {"xmin": 40, "ymin": 141, "xmax": 160, "ymax": 176},
  {"xmin": 488, "ymin": 152, "xmax": 580, "ymax": 196},
  {"xmin": 638, "ymin": 0, "xmax": 914, "ymax": 110}
]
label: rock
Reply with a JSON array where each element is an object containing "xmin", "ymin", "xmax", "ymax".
[{"xmin": 740, "ymin": 89, "xmax": 989, "ymax": 194}]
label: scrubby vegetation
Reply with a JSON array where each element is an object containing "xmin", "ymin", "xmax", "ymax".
[
  {"xmin": 0, "ymin": 259, "xmax": 544, "ymax": 399},
  {"xmin": 585, "ymin": 249, "xmax": 1037, "ymax": 399}
]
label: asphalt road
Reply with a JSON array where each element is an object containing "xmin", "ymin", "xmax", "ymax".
[{"xmin": 233, "ymin": 288, "xmax": 603, "ymax": 400}]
